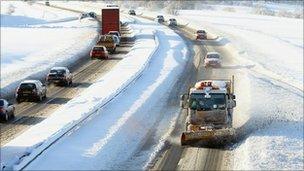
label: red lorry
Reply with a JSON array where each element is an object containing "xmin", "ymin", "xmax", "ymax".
[{"xmin": 101, "ymin": 7, "xmax": 120, "ymax": 35}]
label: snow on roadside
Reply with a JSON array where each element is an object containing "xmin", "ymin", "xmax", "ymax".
[
  {"xmin": 1, "ymin": 1, "xmax": 99, "ymax": 97},
  {"xmin": 24, "ymin": 17, "xmax": 188, "ymax": 170},
  {"xmin": 0, "ymin": 1, "xmax": 77, "ymax": 26},
  {"xmin": 178, "ymin": 10, "xmax": 303, "ymax": 91},
  {"xmin": 1, "ymin": 18, "xmax": 158, "ymax": 170}
]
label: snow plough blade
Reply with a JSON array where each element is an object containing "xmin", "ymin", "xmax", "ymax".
[
  {"xmin": 181, "ymin": 129, "xmax": 236, "ymax": 146},
  {"xmin": 181, "ymin": 130, "xmax": 215, "ymax": 146}
]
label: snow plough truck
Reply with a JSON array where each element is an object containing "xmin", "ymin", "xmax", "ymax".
[{"xmin": 180, "ymin": 76, "xmax": 236, "ymax": 146}]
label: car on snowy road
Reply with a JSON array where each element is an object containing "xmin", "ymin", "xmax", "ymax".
[
  {"xmin": 128, "ymin": 9, "xmax": 136, "ymax": 15},
  {"xmin": 0, "ymin": 99, "xmax": 15, "ymax": 122},
  {"xmin": 97, "ymin": 34, "xmax": 118, "ymax": 53},
  {"xmin": 88, "ymin": 12, "xmax": 97, "ymax": 19},
  {"xmin": 196, "ymin": 30, "xmax": 207, "ymax": 40},
  {"xmin": 90, "ymin": 45, "xmax": 109, "ymax": 59},
  {"xmin": 16, "ymin": 80, "xmax": 47, "ymax": 103},
  {"xmin": 156, "ymin": 15, "xmax": 165, "ymax": 23},
  {"xmin": 204, "ymin": 52, "xmax": 222, "ymax": 68},
  {"xmin": 108, "ymin": 31, "xmax": 121, "ymax": 40},
  {"xmin": 79, "ymin": 13, "xmax": 89, "ymax": 20},
  {"xmin": 46, "ymin": 67, "xmax": 73, "ymax": 86},
  {"xmin": 168, "ymin": 18, "xmax": 177, "ymax": 26}
]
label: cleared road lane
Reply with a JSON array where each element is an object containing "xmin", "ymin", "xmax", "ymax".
[{"xmin": 151, "ymin": 20, "xmax": 238, "ymax": 170}]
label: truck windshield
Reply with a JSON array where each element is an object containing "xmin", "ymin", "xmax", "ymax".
[
  {"xmin": 189, "ymin": 93, "xmax": 226, "ymax": 111},
  {"xmin": 0, "ymin": 100, "xmax": 4, "ymax": 106},
  {"xmin": 207, "ymin": 54, "xmax": 220, "ymax": 59}
]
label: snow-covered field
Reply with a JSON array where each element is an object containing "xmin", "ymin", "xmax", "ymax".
[
  {"xmin": 135, "ymin": 3, "xmax": 303, "ymax": 170},
  {"xmin": 1, "ymin": 1, "xmax": 99, "ymax": 97}
]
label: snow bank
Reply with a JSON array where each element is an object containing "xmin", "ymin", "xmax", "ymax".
[
  {"xmin": 1, "ymin": 22, "xmax": 158, "ymax": 171},
  {"xmin": 1, "ymin": 1, "xmax": 99, "ymax": 97}
]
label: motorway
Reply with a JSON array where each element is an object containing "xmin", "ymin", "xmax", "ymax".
[
  {"xmin": 0, "ymin": 22, "xmax": 135, "ymax": 146},
  {"xmin": 2, "ymin": 4, "xmax": 240, "ymax": 170}
]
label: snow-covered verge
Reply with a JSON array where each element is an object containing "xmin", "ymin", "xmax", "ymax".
[
  {"xmin": 196, "ymin": 2, "xmax": 303, "ymax": 19},
  {"xmin": 23, "ymin": 16, "xmax": 188, "ymax": 170},
  {"xmin": 1, "ymin": 1, "xmax": 99, "ymax": 97},
  {"xmin": 1, "ymin": 20, "xmax": 158, "ymax": 171},
  {"xmin": 135, "ymin": 6, "xmax": 303, "ymax": 170}
]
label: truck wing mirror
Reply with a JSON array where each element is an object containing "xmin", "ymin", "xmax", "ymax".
[
  {"xmin": 232, "ymin": 94, "xmax": 236, "ymax": 99},
  {"xmin": 180, "ymin": 94, "xmax": 189, "ymax": 109},
  {"xmin": 227, "ymin": 100, "xmax": 236, "ymax": 109}
]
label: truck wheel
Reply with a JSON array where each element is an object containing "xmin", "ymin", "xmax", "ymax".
[
  {"xmin": 16, "ymin": 97, "xmax": 22, "ymax": 103},
  {"xmin": 10, "ymin": 112, "xmax": 15, "ymax": 119},
  {"xmin": 4, "ymin": 114, "xmax": 8, "ymax": 122},
  {"xmin": 38, "ymin": 95, "xmax": 43, "ymax": 102}
]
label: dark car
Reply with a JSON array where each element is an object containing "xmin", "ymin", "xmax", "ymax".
[
  {"xmin": 156, "ymin": 15, "xmax": 164, "ymax": 23},
  {"xmin": 128, "ymin": 10, "xmax": 136, "ymax": 15},
  {"xmin": 45, "ymin": 1, "xmax": 50, "ymax": 6},
  {"xmin": 196, "ymin": 30, "xmax": 207, "ymax": 40},
  {"xmin": 79, "ymin": 13, "xmax": 88, "ymax": 20},
  {"xmin": 0, "ymin": 99, "xmax": 15, "ymax": 122},
  {"xmin": 168, "ymin": 18, "xmax": 177, "ymax": 26},
  {"xmin": 88, "ymin": 12, "xmax": 97, "ymax": 18},
  {"xmin": 16, "ymin": 80, "xmax": 47, "ymax": 103},
  {"xmin": 46, "ymin": 67, "xmax": 73, "ymax": 86}
]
